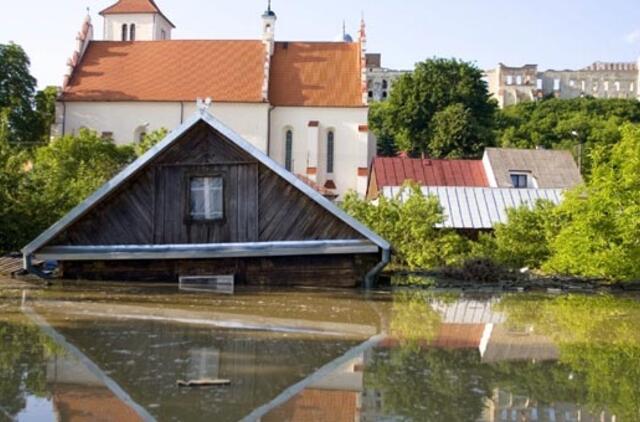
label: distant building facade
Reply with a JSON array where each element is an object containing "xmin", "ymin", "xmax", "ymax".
[
  {"xmin": 486, "ymin": 61, "xmax": 640, "ymax": 108},
  {"xmin": 365, "ymin": 53, "xmax": 410, "ymax": 101}
]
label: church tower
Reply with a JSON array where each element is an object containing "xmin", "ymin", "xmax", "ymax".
[{"xmin": 99, "ymin": 0, "xmax": 175, "ymax": 41}]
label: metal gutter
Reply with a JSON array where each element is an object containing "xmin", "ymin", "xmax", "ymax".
[
  {"xmin": 364, "ymin": 247, "xmax": 391, "ymax": 289},
  {"xmin": 33, "ymin": 240, "xmax": 379, "ymax": 261}
]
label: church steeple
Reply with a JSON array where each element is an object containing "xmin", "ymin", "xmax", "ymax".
[
  {"xmin": 262, "ymin": 0, "xmax": 277, "ymax": 55},
  {"xmin": 100, "ymin": 0, "xmax": 175, "ymax": 41}
]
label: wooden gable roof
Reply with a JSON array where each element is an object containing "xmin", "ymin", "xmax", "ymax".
[{"xmin": 23, "ymin": 111, "xmax": 389, "ymax": 259}]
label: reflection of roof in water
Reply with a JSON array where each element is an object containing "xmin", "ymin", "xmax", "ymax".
[
  {"xmin": 430, "ymin": 299, "xmax": 506, "ymax": 324},
  {"xmin": 52, "ymin": 385, "xmax": 143, "ymax": 422},
  {"xmin": 263, "ymin": 389, "xmax": 358, "ymax": 422},
  {"xmin": 481, "ymin": 325, "xmax": 558, "ymax": 363}
]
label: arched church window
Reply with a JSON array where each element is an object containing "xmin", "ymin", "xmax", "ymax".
[
  {"xmin": 130, "ymin": 24, "xmax": 136, "ymax": 41},
  {"xmin": 382, "ymin": 79, "xmax": 388, "ymax": 89},
  {"xmin": 326, "ymin": 130, "xmax": 335, "ymax": 174},
  {"xmin": 285, "ymin": 130, "xmax": 293, "ymax": 171},
  {"xmin": 121, "ymin": 24, "xmax": 128, "ymax": 41}
]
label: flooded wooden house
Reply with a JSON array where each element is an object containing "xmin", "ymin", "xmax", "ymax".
[{"xmin": 22, "ymin": 111, "xmax": 390, "ymax": 287}]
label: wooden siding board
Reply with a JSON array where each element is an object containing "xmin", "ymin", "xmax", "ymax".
[{"xmin": 50, "ymin": 123, "xmax": 364, "ymax": 248}]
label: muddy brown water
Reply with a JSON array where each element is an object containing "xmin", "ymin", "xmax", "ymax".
[{"xmin": 1, "ymin": 278, "xmax": 639, "ymax": 421}]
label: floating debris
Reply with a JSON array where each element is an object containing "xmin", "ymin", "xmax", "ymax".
[{"xmin": 176, "ymin": 379, "xmax": 231, "ymax": 388}]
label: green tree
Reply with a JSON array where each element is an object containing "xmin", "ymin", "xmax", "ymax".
[
  {"xmin": 0, "ymin": 43, "xmax": 40, "ymax": 145},
  {"xmin": 341, "ymin": 183, "xmax": 468, "ymax": 269},
  {"xmin": 33, "ymin": 86, "xmax": 58, "ymax": 142},
  {"xmin": 0, "ymin": 129, "xmax": 136, "ymax": 252},
  {"xmin": 134, "ymin": 128, "xmax": 168, "ymax": 156},
  {"xmin": 430, "ymin": 103, "xmax": 487, "ymax": 158},
  {"xmin": 496, "ymin": 97, "xmax": 640, "ymax": 176},
  {"xmin": 479, "ymin": 200, "xmax": 559, "ymax": 269},
  {"xmin": 370, "ymin": 58, "xmax": 497, "ymax": 158},
  {"xmin": 543, "ymin": 124, "xmax": 640, "ymax": 281}
]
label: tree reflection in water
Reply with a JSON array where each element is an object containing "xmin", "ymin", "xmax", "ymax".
[
  {"xmin": 0, "ymin": 308, "xmax": 58, "ymax": 419},
  {"xmin": 364, "ymin": 291, "xmax": 640, "ymax": 421}
]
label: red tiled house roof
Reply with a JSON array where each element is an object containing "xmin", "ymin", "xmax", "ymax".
[
  {"xmin": 269, "ymin": 42, "xmax": 364, "ymax": 107},
  {"xmin": 62, "ymin": 41, "xmax": 266, "ymax": 102},
  {"xmin": 372, "ymin": 156, "xmax": 489, "ymax": 187}
]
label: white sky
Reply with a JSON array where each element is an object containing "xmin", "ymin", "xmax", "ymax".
[{"xmin": 1, "ymin": 0, "xmax": 640, "ymax": 88}]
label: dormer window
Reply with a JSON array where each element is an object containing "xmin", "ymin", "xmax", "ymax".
[
  {"xmin": 510, "ymin": 173, "xmax": 529, "ymax": 188},
  {"xmin": 121, "ymin": 24, "xmax": 128, "ymax": 41},
  {"xmin": 130, "ymin": 24, "xmax": 136, "ymax": 41}
]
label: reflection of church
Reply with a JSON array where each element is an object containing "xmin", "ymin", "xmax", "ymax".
[{"xmin": 55, "ymin": 0, "xmax": 375, "ymax": 197}]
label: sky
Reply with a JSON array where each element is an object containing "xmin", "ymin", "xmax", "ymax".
[{"xmin": 2, "ymin": 0, "xmax": 640, "ymax": 89}]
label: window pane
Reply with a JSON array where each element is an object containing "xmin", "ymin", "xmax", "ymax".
[
  {"xmin": 285, "ymin": 130, "xmax": 293, "ymax": 171},
  {"xmin": 190, "ymin": 177, "xmax": 223, "ymax": 220},
  {"xmin": 327, "ymin": 131, "xmax": 334, "ymax": 174}
]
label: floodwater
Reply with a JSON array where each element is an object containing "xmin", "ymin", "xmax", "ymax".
[{"xmin": 1, "ymin": 279, "xmax": 639, "ymax": 422}]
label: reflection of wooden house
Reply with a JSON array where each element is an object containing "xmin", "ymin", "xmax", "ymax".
[{"xmin": 22, "ymin": 111, "xmax": 390, "ymax": 287}]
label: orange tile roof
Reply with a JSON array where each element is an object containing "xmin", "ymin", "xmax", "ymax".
[
  {"xmin": 269, "ymin": 42, "xmax": 364, "ymax": 107},
  {"xmin": 61, "ymin": 41, "xmax": 266, "ymax": 102}
]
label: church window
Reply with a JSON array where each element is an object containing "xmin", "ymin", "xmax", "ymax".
[
  {"xmin": 121, "ymin": 24, "xmax": 128, "ymax": 41},
  {"xmin": 506, "ymin": 75, "xmax": 513, "ymax": 85},
  {"xmin": 285, "ymin": 130, "xmax": 293, "ymax": 171},
  {"xmin": 130, "ymin": 24, "xmax": 136, "ymax": 41},
  {"xmin": 553, "ymin": 79, "xmax": 561, "ymax": 91},
  {"xmin": 368, "ymin": 91, "xmax": 373, "ymax": 98},
  {"xmin": 326, "ymin": 131, "xmax": 335, "ymax": 174},
  {"xmin": 382, "ymin": 80, "xmax": 388, "ymax": 89},
  {"xmin": 161, "ymin": 29, "xmax": 167, "ymax": 40},
  {"xmin": 382, "ymin": 91, "xmax": 387, "ymax": 99},
  {"xmin": 516, "ymin": 75, "xmax": 522, "ymax": 85}
]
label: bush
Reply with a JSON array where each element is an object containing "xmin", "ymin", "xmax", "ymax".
[
  {"xmin": 342, "ymin": 183, "xmax": 469, "ymax": 270},
  {"xmin": 491, "ymin": 200, "xmax": 558, "ymax": 269},
  {"xmin": 0, "ymin": 129, "xmax": 136, "ymax": 252},
  {"xmin": 543, "ymin": 124, "xmax": 640, "ymax": 281}
]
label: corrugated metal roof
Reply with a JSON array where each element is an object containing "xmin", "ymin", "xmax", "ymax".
[
  {"xmin": 372, "ymin": 157, "xmax": 488, "ymax": 188},
  {"xmin": 382, "ymin": 186, "xmax": 564, "ymax": 229}
]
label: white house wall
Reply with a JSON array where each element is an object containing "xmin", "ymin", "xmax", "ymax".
[
  {"xmin": 63, "ymin": 102, "xmax": 270, "ymax": 152},
  {"xmin": 269, "ymin": 107, "xmax": 370, "ymax": 197}
]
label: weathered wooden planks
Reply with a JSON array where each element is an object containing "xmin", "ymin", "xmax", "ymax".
[{"xmin": 60, "ymin": 254, "xmax": 379, "ymax": 287}]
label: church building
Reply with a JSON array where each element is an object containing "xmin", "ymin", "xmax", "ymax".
[{"xmin": 55, "ymin": 0, "xmax": 374, "ymax": 197}]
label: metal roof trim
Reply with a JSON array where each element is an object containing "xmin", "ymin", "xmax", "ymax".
[
  {"xmin": 23, "ymin": 111, "xmax": 390, "ymax": 255},
  {"xmin": 34, "ymin": 240, "xmax": 379, "ymax": 261}
]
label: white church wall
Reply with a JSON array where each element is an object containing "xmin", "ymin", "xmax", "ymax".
[
  {"xmin": 103, "ymin": 14, "xmax": 155, "ymax": 41},
  {"xmin": 154, "ymin": 15, "xmax": 173, "ymax": 40},
  {"xmin": 270, "ymin": 106, "xmax": 370, "ymax": 197},
  {"xmin": 181, "ymin": 102, "xmax": 270, "ymax": 152},
  {"xmin": 63, "ymin": 102, "xmax": 270, "ymax": 151}
]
